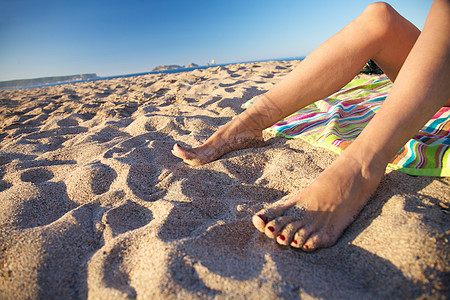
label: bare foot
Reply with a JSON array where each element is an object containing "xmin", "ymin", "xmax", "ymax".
[
  {"xmin": 252, "ymin": 150, "xmax": 386, "ymax": 251},
  {"xmin": 172, "ymin": 120, "xmax": 264, "ymax": 166},
  {"xmin": 173, "ymin": 93, "xmax": 285, "ymax": 165}
]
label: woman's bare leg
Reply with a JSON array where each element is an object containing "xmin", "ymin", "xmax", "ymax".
[
  {"xmin": 172, "ymin": 2, "xmax": 420, "ymax": 166},
  {"xmin": 173, "ymin": 1, "xmax": 449, "ymax": 251},
  {"xmin": 253, "ymin": 0, "xmax": 450, "ymax": 251}
]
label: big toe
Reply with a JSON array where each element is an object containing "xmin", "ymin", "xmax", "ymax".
[
  {"xmin": 252, "ymin": 205, "xmax": 290, "ymax": 233},
  {"xmin": 171, "ymin": 144, "xmax": 189, "ymax": 159},
  {"xmin": 252, "ymin": 195, "xmax": 296, "ymax": 232},
  {"xmin": 252, "ymin": 213, "xmax": 269, "ymax": 232},
  {"xmin": 172, "ymin": 144, "xmax": 201, "ymax": 165}
]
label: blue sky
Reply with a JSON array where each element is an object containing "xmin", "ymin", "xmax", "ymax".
[{"xmin": 0, "ymin": 0, "xmax": 432, "ymax": 81}]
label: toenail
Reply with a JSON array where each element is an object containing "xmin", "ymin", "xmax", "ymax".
[
  {"xmin": 304, "ymin": 244, "xmax": 309, "ymax": 249},
  {"xmin": 267, "ymin": 226, "xmax": 275, "ymax": 232},
  {"xmin": 258, "ymin": 215, "xmax": 268, "ymax": 224},
  {"xmin": 292, "ymin": 240, "xmax": 297, "ymax": 245},
  {"xmin": 278, "ymin": 234, "xmax": 285, "ymax": 241}
]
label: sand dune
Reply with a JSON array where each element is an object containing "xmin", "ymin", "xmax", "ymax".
[{"xmin": 0, "ymin": 61, "xmax": 448, "ymax": 299}]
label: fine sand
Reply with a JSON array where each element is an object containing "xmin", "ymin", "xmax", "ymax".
[{"xmin": 0, "ymin": 61, "xmax": 449, "ymax": 299}]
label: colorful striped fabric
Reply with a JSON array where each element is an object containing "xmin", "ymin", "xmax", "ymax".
[{"xmin": 244, "ymin": 75, "xmax": 450, "ymax": 177}]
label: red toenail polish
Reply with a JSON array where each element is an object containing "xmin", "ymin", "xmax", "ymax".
[
  {"xmin": 267, "ymin": 226, "xmax": 275, "ymax": 232},
  {"xmin": 258, "ymin": 215, "xmax": 268, "ymax": 224},
  {"xmin": 304, "ymin": 245, "xmax": 309, "ymax": 249},
  {"xmin": 278, "ymin": 234, "xmax": 285, "ymax": 241},
  {"xmin": 292, "ymin": 240, "xmax": 298, "ymax": 245}
]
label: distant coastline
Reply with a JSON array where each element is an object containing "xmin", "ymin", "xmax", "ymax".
[
  {"xmin": 0, "ymin": 73, "xmax": 99, "ymax": 90},
  {"xmin": 151, "ymin": 63, "xmax": 199, "ymax": 72},
  {"xmin": 1, "ymin": 57, "xmax": 306, "ymax": 91}
]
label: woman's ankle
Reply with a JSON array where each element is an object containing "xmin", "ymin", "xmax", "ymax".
[{"xmin": 340, "ymin": 143, "xmax": 388, "ymax": 181}]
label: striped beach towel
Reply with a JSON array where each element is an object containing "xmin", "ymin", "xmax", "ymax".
[{"xmin": 244, "ymin": 75, "xmax": 450, "ymax": 177}]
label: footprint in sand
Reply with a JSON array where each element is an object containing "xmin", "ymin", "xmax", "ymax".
[
  {"xmin": 96, "ymin": 241, "xmax": 137, "ymax": 298},
  {"xmin": 102, "ymin": 200, "xmax": 152, "ymax": 239},
  {"xmin": 20, "ymin": 167, "xmax": 54, "ymax": 183},
  {"xmin": 66, "ymin": 162, "xmax": 117, "ymax": 204},
  {"xmin": 127, "ymin": 163, "xmax": 163, "ymax": 202},
  {"xmin": 18, "ymin": 122, "xmax": 88, "ymax": 153},
  {"xmin": 56, "ymin": 115, "xmax": 80, "ymax": 127},
  {"xmin": 0, "ymin": 178, "xmax": 11, "ymax": 192},
  {"xmin": 0, "ymin": 181, "xmax": 76, "ymax": 229},
  {"xmin": 166, "ymin": 219, "xmax": 265, "ymax": 295},
  {"xmin": 90, "ymin": 201, "xmax": 152, "ymax": 298},
  {"xmin": 158, "ymin": 167, "xmax": 285, "ymax": 242},
  {"xmin": 85, "ymin": 125, "xmax": 130, "ymax": 144}
]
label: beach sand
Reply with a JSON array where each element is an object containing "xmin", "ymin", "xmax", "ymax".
[{"xmin": 0, "ymin": 60, "xmax": 449, "ymax": 299}]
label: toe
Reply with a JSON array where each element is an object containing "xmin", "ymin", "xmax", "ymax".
[
  {"xmin": 172, "ymin": 144, "xmax": 190, "ymax": 159},
  {"xmin": 265, "ymin": 216, "xmax": 295, "ymax": 239},
  {"xmin": 290, "ymin": 226, "xmax": 314, "ymax": 249},
  {"xmin": 252, "ymin": 214, "xmax": 269, "ymax": 232},
  {"xmin": 303, "ymin": 233, "xmax": 321, "ymax": 252},
  {"xmin": 252, "ymin": 205, "xmax": 290, "ymax": 233},
  {"xmin": 172, "ymin": 144, "xmax": 202, "ymax": 166},
  {"xmin": 277, "ymin": 221, "xmax": 302, "ymax": 246},
  {"xmin": 303, "ymin": 231, "xmax": 335, "ymax": 252}
]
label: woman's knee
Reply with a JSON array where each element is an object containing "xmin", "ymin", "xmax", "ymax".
[
  {"xmin": 358, "ymin": 2, "xmax": 399, "ymax": 38},
  {"xmin": 363, "ymin": 2, "xmax": 397, "ymax": 19}
]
